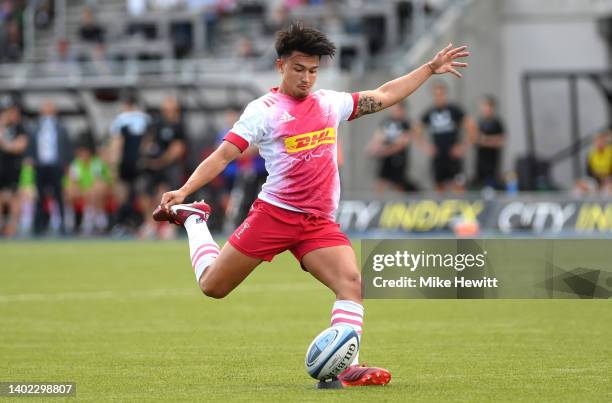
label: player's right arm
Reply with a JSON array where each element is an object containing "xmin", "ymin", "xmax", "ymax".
[{"xmin": 160, "ymin": 141, "xmax": 242, "ymax": 210}]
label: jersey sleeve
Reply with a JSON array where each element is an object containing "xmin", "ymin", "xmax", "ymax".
[
  {"xmin": 339, "ymin": 91, "xmax": 359, "ymax": 121},
  {"xmin": 322, "ymin": 89, "xmax": 359, "ymax": 122},
  {"xmin": 224, "ymin": 101, "xmax": 265, "ymax": 152}
]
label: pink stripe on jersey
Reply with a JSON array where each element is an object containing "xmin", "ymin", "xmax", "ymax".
[
  {"xmin": 331, "ymin": 317, "xmax": 363, "ymax": 327},
  {"xmin": 224, "ymin": 131, "xmax": 249, "ymax": 152},
  {"xmin": 332, "ymin": 308, "xmax": 363, "ymax": 318}
]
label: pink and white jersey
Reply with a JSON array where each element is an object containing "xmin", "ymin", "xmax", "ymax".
[{"xmin": 224, "ymin": 87, "xmax": 358, "ymax": 220}]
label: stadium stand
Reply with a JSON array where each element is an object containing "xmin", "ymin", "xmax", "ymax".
[{"xmin": 1, "ymin": 0, "xmax": 611, "ymax": 239}]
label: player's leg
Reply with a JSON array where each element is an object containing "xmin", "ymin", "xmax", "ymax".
[
  {"xmin": 297, "ymin": 231, "xmax": 390, "ymax": 386},
  {"xmin": 155, "ymin": 199, "xmax": 295, "ymax": 298},
  {"xmin": 301, "ymin": 245, "xmax": 361, "ymax": 302},
  {"xmin": 301, "ymin": 245, "xmax": 364, "ymax": 361},
  {"xmin": 198, "ymin": 243, "xmax": 262, "ymax": 298},
  {"xmin": 155, "ymin": 201, "xmax": 264, "ymax": 298}
]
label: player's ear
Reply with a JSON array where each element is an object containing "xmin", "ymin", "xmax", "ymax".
[{"xmin": 275, "ymin": 58, "xmax": 284, "ymax": 74}]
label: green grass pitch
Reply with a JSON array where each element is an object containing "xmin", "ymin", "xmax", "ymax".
[{"xmin": 1, "ymin": 241, "xmax": 610, "ymax": 402}]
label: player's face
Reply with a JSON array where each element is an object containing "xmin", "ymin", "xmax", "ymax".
[{"xmin": 277, "ymin": 52, "xmax": 320, "ymax": 99}]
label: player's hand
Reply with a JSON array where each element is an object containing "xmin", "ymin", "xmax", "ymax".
[
  {"xmin": 427, "ymin": 43, "xmax": 469, "ymax": 78},
  {"xmin": 160, "ymin": 189, "xmax": 186, "ymax": 212}
]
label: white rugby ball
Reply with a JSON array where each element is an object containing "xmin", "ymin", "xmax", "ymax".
[{"xmin": 305, "ymin": 325, "xmax": 359, "ymax": 380}]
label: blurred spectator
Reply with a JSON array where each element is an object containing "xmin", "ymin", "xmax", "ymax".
[
  {"xmin": 17, "ymin": 160, "xmax": 36, "ymax": 235},
  {"xmin": 366, "ymin": 102, "xmax": 416, "ymax": 193},
  {"xmin": 107, "ymin": 93, "xmax": 151, "ymax": 234},
  {"xmin": 586, "ymin": 130, "xmax": 612, "ymax": 186},
  {"xmin": 170, "ymin": 21, "xmax": 193, "ymax": 58},
  {"xmin": 55, "ymin": 38, "xmax": 74, "ymax": 62},
  {"xmin": 264, "ymin": 4, "xmax": 289, "ymax": 35},
  {"xmin": 47, "ymin": 38, "xmax": 80, "ymax": 77},
  {"xmin": 186, "ymin": 0, "xmax": 226, "ymax": 54},
  {"xmin": 28, "ymin": 100, "xmax": 73, "ymax": 235},
  {"xmin": 86, "ymin": 43, "xmax": 112, "ymax": 76},
  {"xmin": 215, "ymin": 107, "xmax": 241, "ymax": 215},
  {"xmin": 78, "ymin": 7, "xmax": 105, "ymax": 44},
  {"xmin": 473, "ymin": 95, "xmax": 505, "ymax": 189},
  {"xmin": 0, "ymin": 1, "xmax": 22, "ymax": 62},
  {"xmin": 66, "ymin": 136, "xmax": 112, "ymax": 235},
  {"xmin": 0, "ymin": 20, "xmax": 23, "ymax": 62},
  {"xmin": 212, "ymin": 106, "xmax": 267, "ymax": 229},
  {"xmin": 236, "ymin": 36, "xmax": 259, "ymax": 59},
  {"xmin": 225, "ymin": 145, "xmax": 267, "ymax": 229},
  {"xmin": 34, "ymin": 0, "xmax": 54, "ymax": 29},
  {"xmin": 0, "ymin": 95, "xmax": 29, "ymax": 237},
  {"xmin": 139, "ymin": 95, "xmax": 187, "ymax": 238},
  {"xmin": 416, "ymin": 82, "xmax": 477, "ymax": 192}
]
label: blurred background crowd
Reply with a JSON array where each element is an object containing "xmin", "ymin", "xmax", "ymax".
[{"xmin": 1, "ymin": 0, "xmax": 611, "ymax": 238}]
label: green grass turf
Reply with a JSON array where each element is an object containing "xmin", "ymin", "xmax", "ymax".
[{"xmin": 1, "ymin": 241, "xmax": 610, "ymax": 402}]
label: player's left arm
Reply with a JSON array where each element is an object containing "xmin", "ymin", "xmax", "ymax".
[{"xmin": 352, "ymin": 44, "xmax": 469, "ymax": 119}]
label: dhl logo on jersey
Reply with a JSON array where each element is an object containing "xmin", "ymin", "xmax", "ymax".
[{"xmin": 284, "ymin": 128, "xmax": 336, "ymax": 153}]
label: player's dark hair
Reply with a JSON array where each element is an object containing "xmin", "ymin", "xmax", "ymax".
[{"xmin": 275, "ymin": 21, "xmax": 336, "ymax": 59}]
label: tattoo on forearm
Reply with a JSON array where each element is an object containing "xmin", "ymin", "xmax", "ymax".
[{"xmin": 355, "ymin": 95, "xmax": 383, "ymax": 118}]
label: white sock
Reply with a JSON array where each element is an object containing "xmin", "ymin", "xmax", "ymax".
[
  {"xmin": 331, "ymin": 300, "xmax": 363, "ymax": 365},
  {"xmin": 184, "ymin": 215, "xmax": 220, "ymax": 281}
]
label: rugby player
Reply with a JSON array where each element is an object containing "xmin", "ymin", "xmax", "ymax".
[{"xmin": 154, "ymin": 22, "xmax": 469, "ymax": 386}]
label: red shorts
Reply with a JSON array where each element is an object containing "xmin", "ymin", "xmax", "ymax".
[{"xmin": 228, "ymin": 199, "xmax": 351, "ymax": 263}]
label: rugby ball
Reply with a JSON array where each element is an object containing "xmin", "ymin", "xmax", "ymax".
[{"xmin": 305, "ymin": 325, "xmax": 359, "ymax": 380}]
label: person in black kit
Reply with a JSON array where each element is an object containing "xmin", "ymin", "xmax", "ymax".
[
  {"xmin": 366, "ymin": 102, "xmax": 414, "ymax": 192},
  {"xmin": 473, "ymin": 95, "xmax": 505, "ymax": 189},
  {"xmin": 28, "ymin": 100, "xmax": 73, "ymax": 235},
  {"xmin": 0, "ymin": 95, "xmax": 29, "ymax": 237},
  {"xmin": 139, "ymin": 95, "xmax": 187, "ymax": 238},
  {"xmin": 78, "ymin": 7, "xmax": 105, "ymax": 44},
  {"xmin": 108, "ymin": 93, "xmax": 151, "ymax": 233},
  {"xmin": 416, "ymin": 81, "xmax": 476, "ymax": 192}
]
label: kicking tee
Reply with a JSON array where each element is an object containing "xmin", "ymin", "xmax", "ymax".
[{"xmin": 224, "ymin": 87, "xmax": 358, "ymax": 220}]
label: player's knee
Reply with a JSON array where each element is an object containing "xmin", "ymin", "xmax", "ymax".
[
  {"xmin": 338, "ymin": 271, "xmax": 362, "ymax": 300},
  {"xmin": 199, "ymin": 277, "xmax": 230, "ymax": 299}
]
